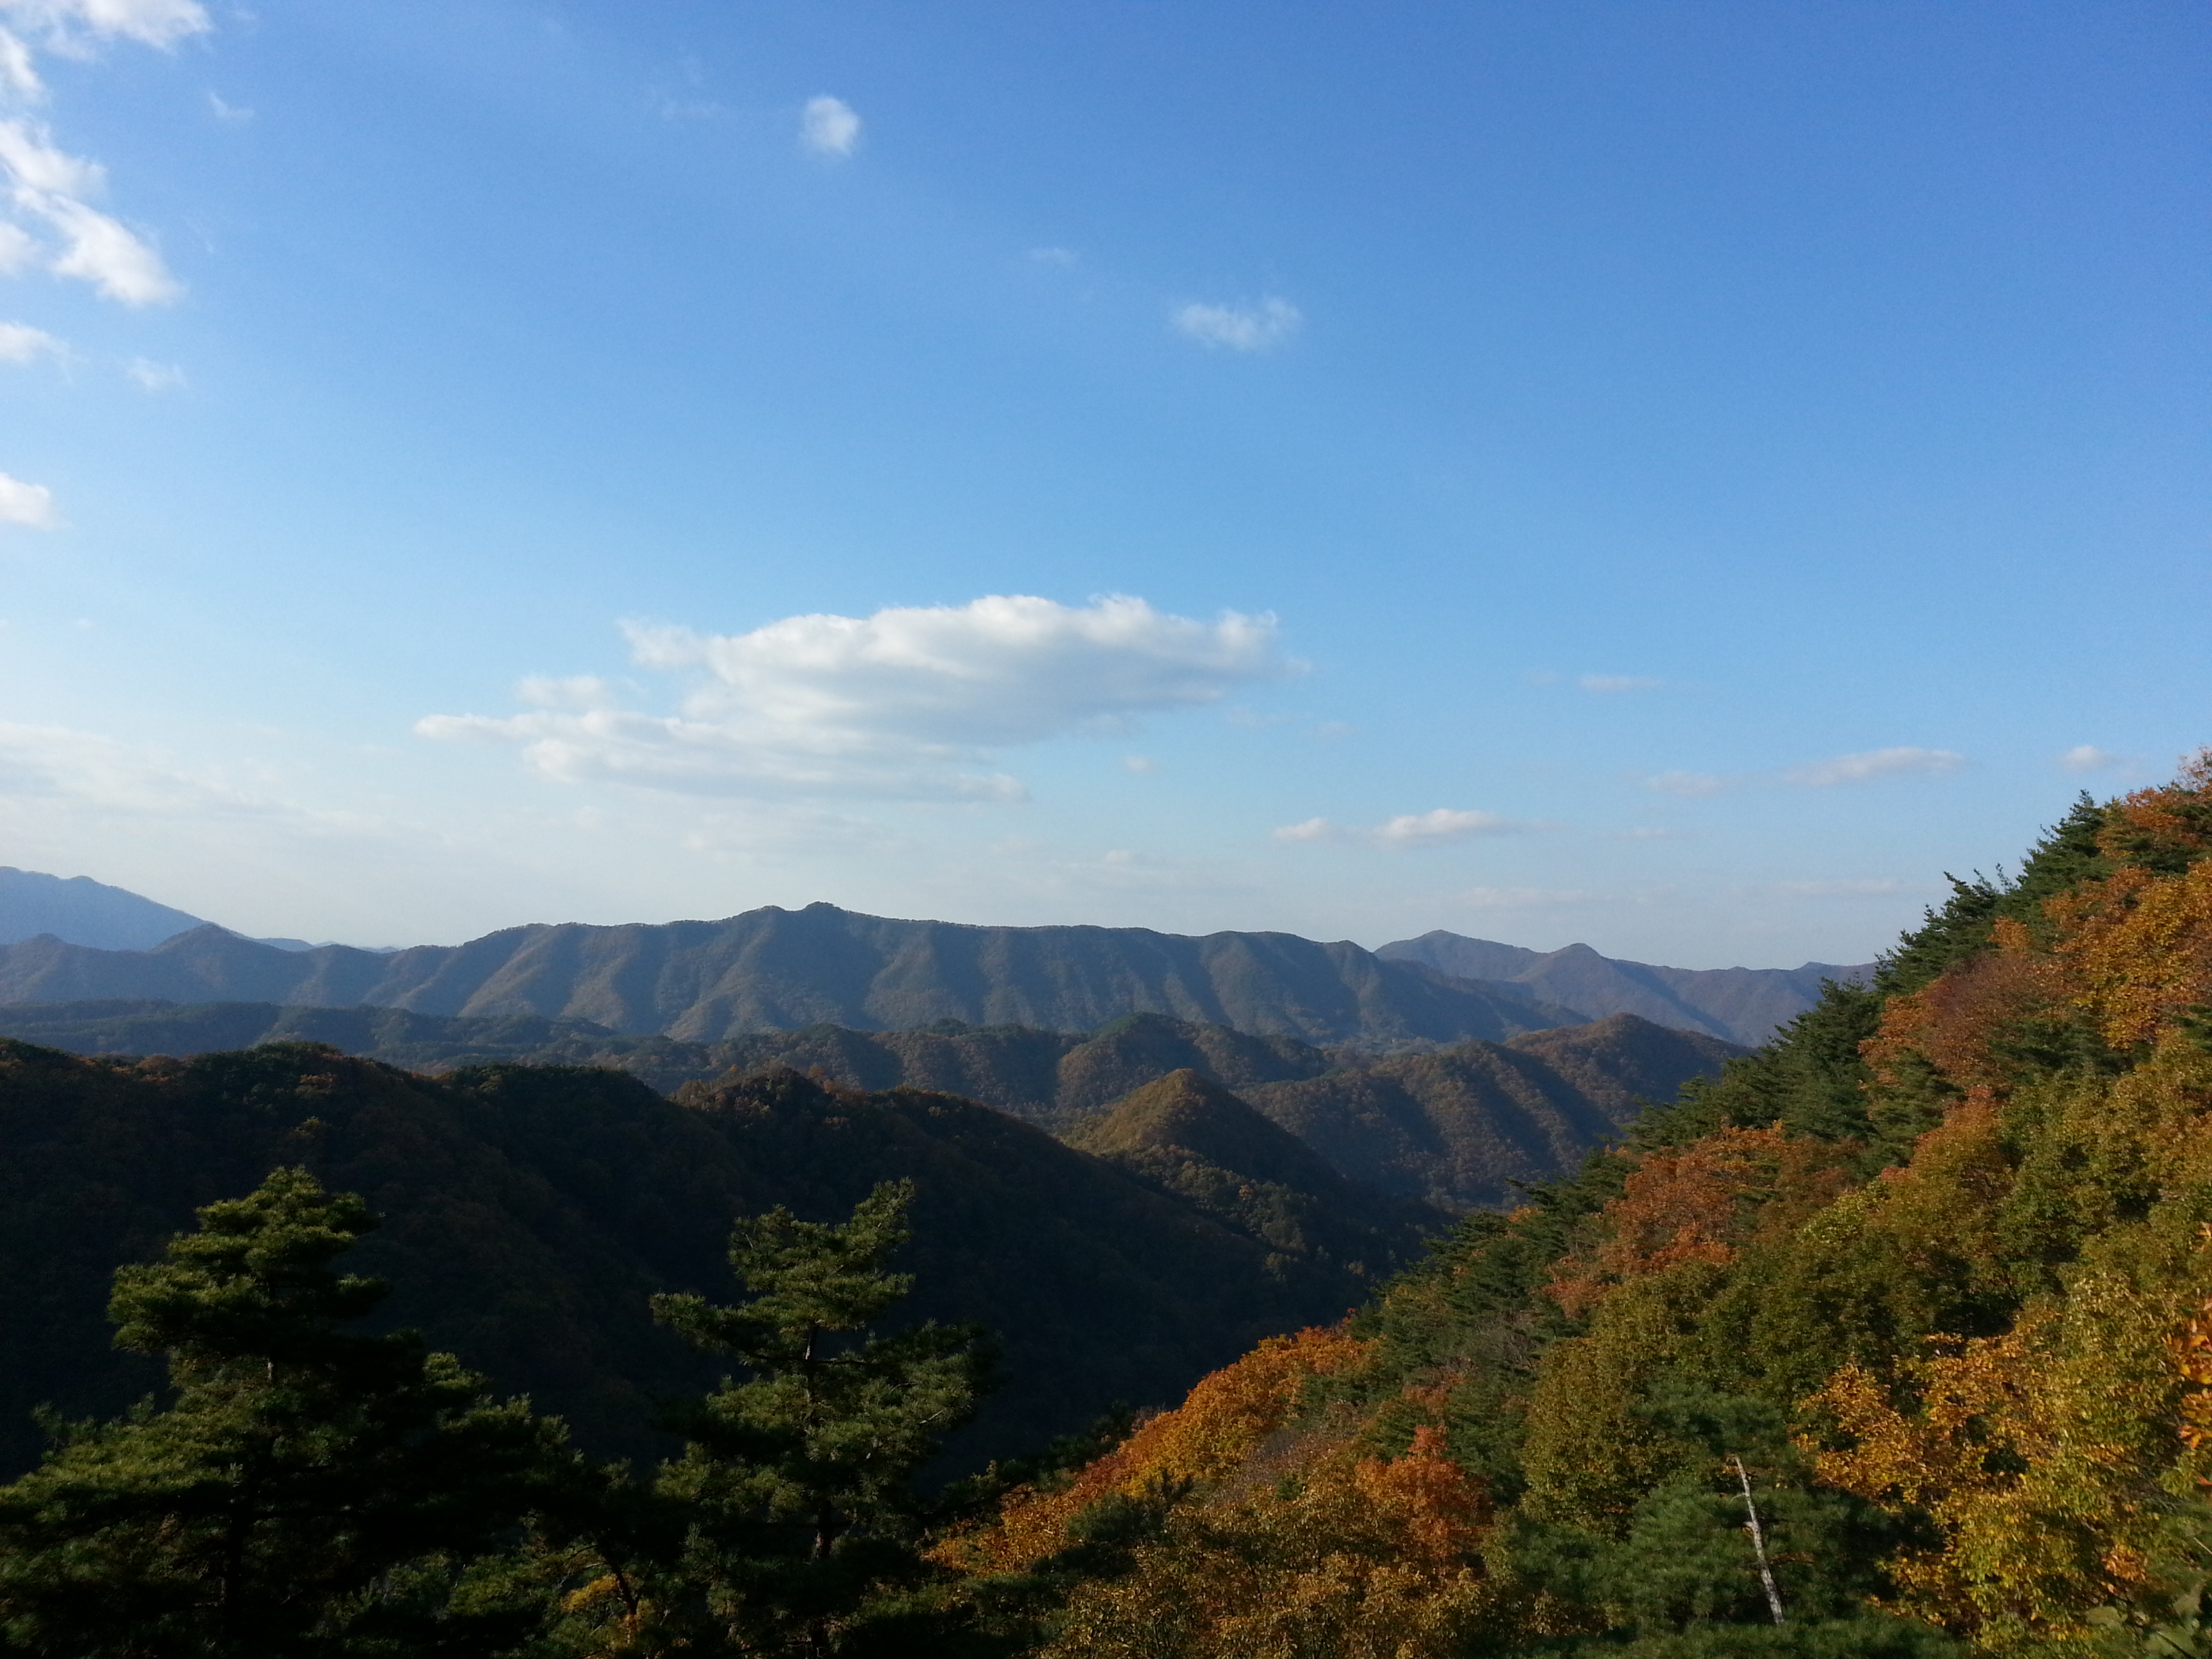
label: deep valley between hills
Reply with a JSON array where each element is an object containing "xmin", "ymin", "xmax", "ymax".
[
  {"xmin": 0, "ymin": 883, "xmax": 1820, "ymax": 1485},
  {"xmin": 0, "ymin": 1006, "xmax": 1738, "ymax": 1477},
  {"xmin": 6, "ymin": 871, "xmax": 1943, "ymax": 1655}
]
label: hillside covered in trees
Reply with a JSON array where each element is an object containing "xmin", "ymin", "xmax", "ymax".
[
  {"xmin": 0, "ymin": 1044, "xmax": 1448, "ymax": 1483},
  {"xmin": 7, "ymin": 762, "xmax": 2206, "ymax": 1654},
  {"xmin": 0, "ymin": 1003, "xmax": 1738, "ymax": 1208},
  {"xmin": 930, "ymin": 760, "xmax": 2212, "ymax": 1656},
  {"xmin": 0, "ymin": 905, "xmax": 1578, "ymax": 1048}
]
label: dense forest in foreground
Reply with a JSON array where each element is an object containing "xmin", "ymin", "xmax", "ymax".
[{"xmin": 5, "ymin": 758, "xmax": 2211, "ymax": 1655}]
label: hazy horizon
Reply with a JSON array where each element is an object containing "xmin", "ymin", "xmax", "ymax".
[{"xmin": 1, "ymin": 2, "xmax": 2203, "ymax": 970}]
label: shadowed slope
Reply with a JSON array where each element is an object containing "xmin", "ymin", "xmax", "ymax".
[{"xmin": 0, "ymin": 1040, "xmax": 1388, "ymax": 1479}]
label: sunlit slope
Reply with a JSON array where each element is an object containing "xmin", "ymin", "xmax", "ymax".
[{"xmin": 939, "ymin": 763, "xmax": 2212, "ymax": 1656}]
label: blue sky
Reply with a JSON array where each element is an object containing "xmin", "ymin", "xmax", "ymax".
[{"xmin": 0, "ymin": 1, "xmax": 2205, "ymax": 964}]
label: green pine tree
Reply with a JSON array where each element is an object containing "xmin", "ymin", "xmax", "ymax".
[
  {"xmin": 0, "ymin": 1166, "xmax": 568, "ymax": 1658},
  {"xmin": 646, "ymin": 1178, "xmax": 996, "ymax": 1657}
]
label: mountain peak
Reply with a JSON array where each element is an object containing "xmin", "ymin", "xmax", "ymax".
[
  {"xmin": 1069, "ymin": 1068, "xmax": 1340, "ymax": 1191},
  {"xmin": 0, "ymin": 867, "xmax": 207, "ymax": 952}
]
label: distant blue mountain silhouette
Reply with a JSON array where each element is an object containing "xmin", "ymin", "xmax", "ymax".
[
  {"xmin": 1376, "ymin": 931, "xmax": 1872, "ymax": 1046},
  {"xmin": 0, "ymin": 867, "xmax": 207, "ymax": 951},
  {"xmin": 0, "ymin": 902, "xmax": 1591, "ymax": 1049}
]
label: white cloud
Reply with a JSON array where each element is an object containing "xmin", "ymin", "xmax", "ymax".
[
  {"xmin": 1274, "ymin": 806, "xmax": 1527, "ymax": 848},
  {"xmin": 37, "ymin": 190, "xmax": 178, "ymax": 302},
  {"xmin": 2059, "ymin": 745, "xmax": 2131, "ymax": 773},
  {"xmin": 1462, "ymin": 886, "xmax": 1595, "ymax": 909},
  {"xmin": 1172, "ymin": 296, "xmax": 1302, "ymax": 353},
  {"xmin": 1645, "ymin": 770, "xmax": 1730, "ymax": 798},
  {"xmin": 205, "ymin": 90, "xmax": 249, "ymax": 123},
  {"xmin": 1027, "ymin": 245, "xmax": 1078, "ymax": 266},
  {"xmin": 1580, "ymin": 674, "xmax": 1664, "ymax": 694},
  {"xmin": 0, "ymin": 0, "xmax": 210, "ymax": 52},
  {"xmin": 800, "ymin": 94, "xmax": 861, "ymax": 157},
  {"xmin": 0, "ymin": 220, "xmax": 31, "ymax": 271},
  {"xmin": 125, "ymin": 354, "xmax": 181, "ymax": 390},
  {"xmin": 1375, "ymin": 807, "xmax": 1519, "ymax": 845},
  {"xmin": 0, "ymin": 469, "xmax": 56, "ymax": 525},
  {"xmin": 0, "ymin": 718, "xmax": 274, "ymax": 816},
  {"xmin": 419, "ymin": 593, "xmax": 1297, "ymax": 799},
  {"xmin": 1783, "ymin": 747, "xmax": 1967, "ymax": 787},
  {"xmin": 0, "ymin": 120, "xmax": 182, "ymax": 304},
  {"xmin": 0, "ymin": 118, "xmax": 100, "ymax": 193},
  {"xmin": 0, "ymin": 28, "xmax": 37, "ymax": 95},
  {"xmin": 1121, "ymin": 754, "xmax": 1160, "ymax": 773},
  {"xmin": 0, "ymin": 316, "xmax": 57, "ymax": 359},
  {"xmin": 517, "ymin": 674, "xmax": 617, "ymax": 711}
]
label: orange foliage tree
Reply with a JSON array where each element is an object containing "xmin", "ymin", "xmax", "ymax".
[
  {"xmin": 933, "ymin": 1323, "xmax": 1372, "ymax": 1576},
  {"xmin": 1545, "ymin": 1126, "xmax": 1854, "ymax": 1320}
]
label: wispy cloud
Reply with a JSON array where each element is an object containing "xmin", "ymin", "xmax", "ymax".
[
  {"xmin": 125, "ymin": 354, "xmax": 181, "ymax": 390},
  {"xmin": 0, "ymin": 118, "xmax": 182, "ymax": 304},
  {"xmin": 0, "ymin": 716, "xmax": 285, "ymax": 818},
  {"xmin": 2058, "ymin": 744, "xmax": 2134, "ymax": 774},
  {"xmin": 0, "ymin": 316, "xmax": 56, "ymax": 359},
  {"xmin": 1275, "ymin": 806, "xmax": 1528, "ymax": 848},
  {"xmin": 1172, "ymin": 296, "xmax": 1302, "ymax": 353},
  {"xmin": 800, "ymin": 94, "xmax": 861, "ymax": 157},
  {"xmin": 419, "ymin": 594, "xmax": 1298, "ymax": 799},
  {"xmin": 1643, "ymin": 747, "xmax": 1969, "ymax": 796},
  {"xmin": 1462, "ymin": 885, "xmax": 1595, "ymax": 909},
  {"xmin": 1783, "ymin": 747, "xmax": 1966, "ymax": 787},
  {"xmin": 1121, "ymin": 754, "xmax": 1160, "ymax": 774},
  {"xmin": 0, "ymin": 4, "xmax": 203, "ymax": 305},
  {"xmin": 0, "ymin": 469, "xmax": 56, "ymax": 525},
  {"xmin": 1580, "ymin": 674, "xmax": 1664, "ymax": 694},
  {"xmin": 0, "ymin": 1, "xmax": 210, "ymax": 54},
  {"xmin": 205, "ymin": 90, "xmax": 249, "ymax": 123},
  {"xmin": 1027, "ymin": 245, "xmax": 1078, "ymax": 267}
]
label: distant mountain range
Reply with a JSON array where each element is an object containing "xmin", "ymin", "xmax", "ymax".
[
  {"xmin": 0, "ymin": 867, "xmax": 1866, "ymax": 1048},
  {"xmin": 0, "ymin": 905, "xmax": 1582, "ymax": 1050},
  {"xmin": 1376, "ymin": 930, "xmax": 1872, "ymax": 1046},
  {"xmin": 0, "ymin": 867, "xmax": 209, "ymax": 951},
  {"xmin": 0, "ymin": 1002, "xmax": 1742, "ymax": 1210},
  {"xmin": 0, "ymin": 867, "xmax": 321, "ymax": 953}
]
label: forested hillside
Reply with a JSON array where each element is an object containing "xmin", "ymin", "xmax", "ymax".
[
  {"xmin": 0, "ymin": 903, "xmax": 1578, "ymax": 1046},
  {"xmin": 922, "ymin": 761, "xmax": 2212, "ymax": 1656},
  {"xmin": 0, "ymin": 1002, "xmax": 1736, "ymax": 1206},
  {"xmin": 11, "ymin": 764, "xmax": 2197, "ymax": 1654},
  {"xmin": 0, "ymin": 1045, "xmax": 1439, "ymax": 1481}
]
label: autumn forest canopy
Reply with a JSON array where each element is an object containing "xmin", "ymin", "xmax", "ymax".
[{"xmin": 9, "ymin": 759, "xmax": 2212, "ymax": 1655}]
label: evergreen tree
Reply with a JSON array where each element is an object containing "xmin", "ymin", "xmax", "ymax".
[
  {"xmin": 647, "ymin": 1178, "xmax": 995, "ymax": 1656},
  {"xmin": 0, "ymin": 1166, "xmax": 567, "ymax": 1658}
]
